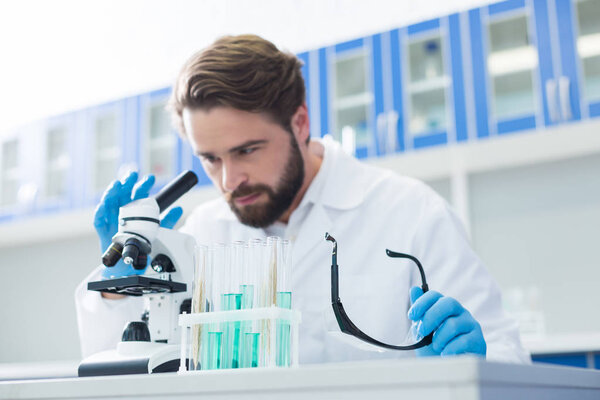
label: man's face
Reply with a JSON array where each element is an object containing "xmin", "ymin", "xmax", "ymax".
[{"xmin": 183, "ymin": 107, "xmax": 305, "ymax": 228}]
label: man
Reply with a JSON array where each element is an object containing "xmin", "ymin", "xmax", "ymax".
[{"xmin": 76, "ymin": 34, "xmax": 530, "ymax": 364}]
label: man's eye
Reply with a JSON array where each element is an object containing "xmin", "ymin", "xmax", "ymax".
[
  {"xmin": 239, "ymin": 147, "xmax": 257, "ymax": 155},
  {"xmin": 203, "ymin": 155, "xmax": 218, "ymax": 163}
]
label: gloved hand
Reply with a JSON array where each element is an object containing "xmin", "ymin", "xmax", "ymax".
[
  {"xmin": 408, "ymin": 287, "xmax": 486, "ymax": 357},
  {"xmin": 93, "ymin": 171, "xmax": 183, "ymax": 277}
]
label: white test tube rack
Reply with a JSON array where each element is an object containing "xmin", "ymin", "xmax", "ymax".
[{"xmin": 178, "ymin": 307, "xmax": 301, "ymax": 374}]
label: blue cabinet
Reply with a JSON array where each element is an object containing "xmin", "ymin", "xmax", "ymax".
[
  {"xmin": 555, "ymin": 0, "xmax": 600, "ymax": 120},
  {"xmin": 0, "ymin": 133, "xmax": 22, "ymax": 222},
  {"xmin": 3, "ymin": 0, "xmax": 600, "ymax": 224},
  {"xmin": 317, "ymin": 36, "xmax": 386, "ymax": 158},
  {"xmin": 34, "ymin": 112, "xmax": 80, "ymax": 213},
  {"xmin": 80, "ymin": 98, "xmax": 137, "ymax": 204},
  {"xmin": 468, "ymin": 0, "xmax": 555, "ymax": 137},
  {"xmin": 467, "ymin": 0, "xmax": 600, "ymax": 138},
  {"xmin": 393, "ymin": 15, "xmax": 468, "ymax": 150},
  {"xmin": 138, "ymin": 87, "xmax": 185, "ymax": 191}
]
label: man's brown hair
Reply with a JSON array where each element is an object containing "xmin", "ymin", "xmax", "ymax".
[{"xmin": 169, "ymin": 34, "xmax": 306, "ymax": 137}]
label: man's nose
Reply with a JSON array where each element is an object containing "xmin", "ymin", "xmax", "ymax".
[{"xmin": 221, "ymin": 160, "xmax": 248, "ymax": 193}]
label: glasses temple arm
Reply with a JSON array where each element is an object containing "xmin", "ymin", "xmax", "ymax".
[{"xmin": 385, "ymin": 249, "xmax": 429, "ymax": 292}]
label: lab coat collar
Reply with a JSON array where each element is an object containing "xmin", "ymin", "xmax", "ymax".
[{"xmin": 301, "ymin": 138, "xmax": 370, "ymax": 211}]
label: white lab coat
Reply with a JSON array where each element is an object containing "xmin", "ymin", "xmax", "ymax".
[{"xmin": 75, "ymin": 139, "xmax": 530, "ymax": 364}]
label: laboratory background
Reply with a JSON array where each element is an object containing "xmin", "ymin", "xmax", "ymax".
[{"xmin": 1, "ymin": 0, "xmax": 600, "ymax": 371}]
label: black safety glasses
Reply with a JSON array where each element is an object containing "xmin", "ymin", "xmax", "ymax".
[{"xmin": 325, "ymin": 233, "xmax": 433, "ymax": 350}]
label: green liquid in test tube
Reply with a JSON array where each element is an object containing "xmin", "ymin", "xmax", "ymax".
[
  {"xmin": 239, "ymin": 284, "xmax": 254, "ymax": 367},
  {"xmin": 203, "ymin": 331, "xmax": 222, "ymax": 370},
  {"xmin": 221, "ymin": 293, "xmax": 242, "ymax": 368},
  {"xmin": 276, "ymin": 291, "xmax": 292, "ymax": 366},
  {"xmin": 241, "ymin": 332, "xmax": 260, "ymax": 368},
  {"xmin": 240, "ymin": 285, "xmax": 254, "ymax": 309}
]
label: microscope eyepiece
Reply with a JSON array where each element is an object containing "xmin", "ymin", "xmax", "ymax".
[{"xmin": 155, "ymin": 170, "xmax": 198, "ymax": 213}]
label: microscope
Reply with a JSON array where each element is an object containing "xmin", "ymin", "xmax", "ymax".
[{"xmin": 78, "ymin": 171, "xmax": 198, "ymax": 377}]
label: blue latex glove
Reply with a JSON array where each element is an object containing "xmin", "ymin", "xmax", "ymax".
[
  {"xmin": 93, "ymin": 171, "xmax": 183, "ymax": 277},
  {"xmin": 408, "ymin": 287, "xmax": 486, "ymax": 357}
]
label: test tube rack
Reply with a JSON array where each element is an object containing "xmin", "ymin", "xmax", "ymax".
[{"xmin": 177, "ymin": 307, "xmax": 301, "ymax": 373}]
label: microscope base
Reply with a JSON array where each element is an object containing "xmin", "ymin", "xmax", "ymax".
[{"xmin": 78, "ymin": 341, "xmax": 181, "ymax": 377}]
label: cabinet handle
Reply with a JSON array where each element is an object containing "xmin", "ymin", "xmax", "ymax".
[
  {"xmin": 558, "ymin": 76, "xmax": 572, "ymax": 121},
  {"xmin": 386, "ymin": 110, "xmax": 399, "ymax": 153},
  {"xmin": 376, "ymin": 113, "xmax": 387, "ymax": 155},
  {"xmin": 545, "ymin": 79, "xmax": 559, "ymax": 123}
]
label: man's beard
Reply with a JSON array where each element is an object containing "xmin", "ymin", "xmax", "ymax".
[{"xmin": 226, "ymin": 136, "xmax": 305, "ymax": 228}]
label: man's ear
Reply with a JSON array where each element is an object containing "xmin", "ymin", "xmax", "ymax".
[{"xmin": 290, "ymin": 103, "xmax": 310, "ymax": 145}]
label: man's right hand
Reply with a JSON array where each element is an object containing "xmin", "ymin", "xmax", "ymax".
[
  {"xmin": 92, "ymin": 171, "xmax": 183, "ymax": 296},
  {"xmin": 93, "ymin": 171, "xmax": 157, "ymax": 253}
]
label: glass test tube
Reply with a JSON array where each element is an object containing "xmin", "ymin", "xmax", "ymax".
[
  {"xmin": 276, "ymin": 239, "xmax": 292, "ymax": 366},
  {"xmin": 238, "ymin": 242, "xmax": 253, "ymax": 368},
  {"xmin": 189, "ymin": 245, "xmax": 207, "ymax": 371},
  {"xmin": 201, "ymin": 244, "xmax": 226, "ymax": 370},
  {"xmin": 221, "ymin": 241, "xmax": 244, "ymax": 369}
]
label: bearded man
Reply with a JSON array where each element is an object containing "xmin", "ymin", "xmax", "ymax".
[{"xmin": 76, "ymin": 35, "xmax": 530, "ymax": 364}]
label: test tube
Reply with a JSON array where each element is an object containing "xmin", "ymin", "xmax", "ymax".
[
  {"xmin": 276, "ymin": 239, "xmax": 292, "ymax": 366},
  {"xmin": 223, "ymin": 241, "xmax": 244, "ymax": 368},
  {"xmin": 266, "ymin": 236, "xmax": 280, "ymax": 307},
  {"xmin": 189, "ymin": 245, "xmax": 207, "ymax": 371},
  {"xmin": 201, "ymin": 243, "xmax": 226, "ymax": 370}
]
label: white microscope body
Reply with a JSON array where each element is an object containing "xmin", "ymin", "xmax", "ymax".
[{"xmin": 79, "ymin": 171, "xmax": 198, "ymax": 377}]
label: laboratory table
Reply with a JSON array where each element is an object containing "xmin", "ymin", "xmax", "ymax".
[{"xmin": 1, "ymin": 356, "xmax": 600, "ymax": 399}]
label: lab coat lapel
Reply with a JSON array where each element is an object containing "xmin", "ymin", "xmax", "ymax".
[{"xmin": 291, "ymin": 202, "xmax": 332, "ymax": 269}]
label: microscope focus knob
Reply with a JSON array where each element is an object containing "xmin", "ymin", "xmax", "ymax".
[
  {"xmin": 121, "ymin": 321, "xmax": 151, "ymax": 342},
  {"xmin": 151, "ymin": 254, "xmax": 175, "ymax": 273}
]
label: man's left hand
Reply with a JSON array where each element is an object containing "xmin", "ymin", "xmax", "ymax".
[{"xmin": 408, "ymin": 287, "xmax": 486, "ymax": 357}]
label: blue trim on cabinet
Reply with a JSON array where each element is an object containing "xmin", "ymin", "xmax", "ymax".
[
  {"xmin": 488, "ymin": 0, "xmax": 526, "ymax": 15},
  {"xmin": 390, "ymin": 28, "xmax": 405, "ymax": 153},
  {"xmin": 449, "ymin": 13, "xmax": 468, "ymax": 142},
  {"xmin": 413, "ymin": 131, "xmax": 448, "ymax": 149},
  {"xmin": 534, "ymin": 0, "xmax": 558, "ymax": 127},
  {"xmin": 355, "ymin": 147, "xmax": 368, "ymax": 159},
  {"xmin": 468, "ymin": 8, "xmax": 490, "ymax": 138},
  {"xmin": 532, "ymin": 354, "xmax": 588, "ymax": 368},
  {"xmin": 497, "ymin": 115, "xmax": 537, "ymax": 134},
  {"xmin": 372, "ymin": 33, "xmax": 384, "ymax": 156},
  {"xmin": 555, "ymin": 0, "xmax": 582, "ymax": 121},
  {"xmin": 589, "ymin": 102, "xmax": 600, "ymax": 118},
  {"xmin": 407, "ymin": 18, "xmax": 440, "ymax": 35},
  {"xmin": 595, "ymin": 353, "xmax": 600, "ymax": 369},
  {"xmin": 318, "ymin": 47, "xmax": 329, "ymax": 136},
  {"xmin": 297, "ymin": 52, "xmax": 311, "ymax": 120},
  {"xmin": 335, "ymin": 38, "xmax": 364, "ymax": 53}
]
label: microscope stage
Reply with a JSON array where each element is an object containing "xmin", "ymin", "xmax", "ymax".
[{"xmin": 88, "ymin": 275, "xmax": 187, "ymax": 297}]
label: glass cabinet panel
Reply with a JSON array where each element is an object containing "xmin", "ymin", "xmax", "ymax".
[
  {"xmin": 333, "ymin": 53, "xmax": 372, "ymax": 148},
  {"xmin": 406, "ymin": 35, "xmax": 449, "ymax": 136},
  {"xmin": 1, "ymin": 139, "xmax": 19, "ymax": 206},
  {"xmin": 409, "ymin": 37, "xmax": 444, "ymax": 82},
  {"xmin": 145, "ymin": 101, "xmax": 174, "ymax": 181},
  {"xmin": 45, "ymin": 126, "xmax": 70, "ymax": 199},
  {"xmin": 487, "ymin": 15, "xmax": 538, "ymax": 120},
  {"xmin": 93, "ymin": 113, "xmax": 120, "ymax": 193},
  {"xmin": 575, "ymin": 0, "xmax": 600, "ymax": 101}
]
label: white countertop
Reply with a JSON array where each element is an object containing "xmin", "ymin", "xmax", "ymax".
[{"xmin": 1, "ymin": 357, "xmax": 600, "ymax": 400}]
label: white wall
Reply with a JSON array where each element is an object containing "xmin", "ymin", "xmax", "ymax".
[
  {"xmin": 470, "ymin": 154, "xmax": 600, "ymax": 334},
  {"xmin": 0, "ymin": 235, "xmax": 98, "ymax": 362}
]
